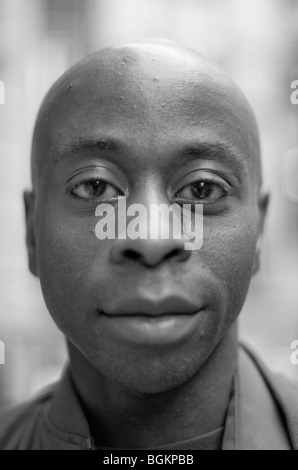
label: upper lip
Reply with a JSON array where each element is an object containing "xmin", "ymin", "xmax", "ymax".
[{"xmin": 103, "ymin": 296, "xmax": 201, "ymax": 317}]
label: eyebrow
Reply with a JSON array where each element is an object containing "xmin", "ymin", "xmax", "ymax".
[
  {"xmin": 55, "ymin": 137, "xmax": 245, "ymax": 170},
  {"xmin": 180, "ymin": 142, "xmax": 245, "ymax": 167},
  {"xmin": 56, "ymin": 137, "xmax": 121, "ymax": 161}
]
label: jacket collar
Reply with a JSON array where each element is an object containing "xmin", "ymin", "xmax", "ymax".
[
  {"xmin": 46, "ymin": 368, "xmax": 93, "ymax": 449},
  {"xmin": 222, "ymin": 346, "xmax": 291, "ymax": 450}
]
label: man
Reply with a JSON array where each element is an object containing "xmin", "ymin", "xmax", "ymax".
[{"xmin": 0, "ymin": 40, "xmax": 297, "ymax": 450}]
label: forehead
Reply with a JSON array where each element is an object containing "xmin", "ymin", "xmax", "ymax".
[{"xmin": 33, "ymin": 47, "xmax": 259, "ymax": 177}]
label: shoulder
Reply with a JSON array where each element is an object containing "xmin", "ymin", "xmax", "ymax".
[
  {"xmin": 0, "ymin": 384, "xmax": 56, "ymax": 450},
  {"xmin": 241, "ymin": 343, "xmax": 298, "ymax": 449}
]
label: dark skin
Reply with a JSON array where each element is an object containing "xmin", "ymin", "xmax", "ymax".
[{"xmin": 24, "ymin": 41, "xmax": 269, "ymax": 448}]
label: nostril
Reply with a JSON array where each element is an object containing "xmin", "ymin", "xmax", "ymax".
[
  {"xmin": 124, "ymin": 250, "xmax": 143, "ymax": 261},
  {"xmin": 111, "ymin": 240, "xmax": 190, "ymax": 265},
  {"xmin": 164, "ymin": 248, "xmax": 183, "ymax": 260}
]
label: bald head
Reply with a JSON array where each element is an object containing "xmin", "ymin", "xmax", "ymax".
[{"xmin": 31, "ymin": 40, "xmax": 261, "ymax": 193}]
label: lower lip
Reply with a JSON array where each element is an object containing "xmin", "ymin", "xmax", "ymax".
[{"xmin": 100, "ymin": 311, "xmax": 204, "ymax": 346}]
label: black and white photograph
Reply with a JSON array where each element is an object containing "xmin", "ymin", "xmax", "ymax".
[{"xmin": 0, "ymin": 0, "xmax": 297, "ymax": 452}]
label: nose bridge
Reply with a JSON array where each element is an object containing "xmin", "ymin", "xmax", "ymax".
[
  {"xmin": 110, "ymin": 189, "xmax": 190, "ymax": 266},
  {"xmin": 128, "ymin": 183, "xmax": 175, "ymax": 234}
]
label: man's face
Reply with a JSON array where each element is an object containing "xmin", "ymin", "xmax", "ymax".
[{"xmin": 26, "ymin": 46, "xmax": 266, "ymax": 392}]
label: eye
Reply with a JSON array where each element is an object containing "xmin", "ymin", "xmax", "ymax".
[
  {"xmin": 69, "ymin": 179, "xmax": 124, "ymax": 201},
  {"xmin": 175, "ymin": 180, "xmax": 228, "ymax": 203}
]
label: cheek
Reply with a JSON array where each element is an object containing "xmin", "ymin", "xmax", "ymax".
[
  {"xmin": 200, "ymin": 210, "xmax": 259, "ymax": 325},
  {"xmin": 35, "ymin": 209, "xmax": 109, "ymax": 332}
]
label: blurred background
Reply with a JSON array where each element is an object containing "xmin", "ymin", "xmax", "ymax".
[{"xmin": 0, "ymin": 0, "xmax": 298, "ymax": 408}]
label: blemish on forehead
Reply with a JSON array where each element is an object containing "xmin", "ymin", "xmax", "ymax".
[{"xmin": 121, "ymin": 57, "xmax": 131, "ymax": 66}]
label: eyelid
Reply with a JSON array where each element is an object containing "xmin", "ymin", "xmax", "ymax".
[
  {"xmin": 65, "ymin": 165, "xmax": 128, "ymax": 193},
  {"xmin": 172, "ymin": 169, "xmax": 233, "ymax": 197},
  {"xmin": 66, "ymin": 179, "xmax": 125, "ymax": 203},
  {"xmin": 65, "ymin": 169, "xmax": 128, "ymax": 196},
  {"xmin": 66, "ymin": 164, "xmax": 120, "ymax": 183}
]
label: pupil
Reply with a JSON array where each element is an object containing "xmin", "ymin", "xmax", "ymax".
[
  {"xmin": 193, "ymin": 182, "xmax": 212, "ymax": 199},
  {"xmin": 90, "ymin": 180, "xmax": 105, "ymax": 195}
]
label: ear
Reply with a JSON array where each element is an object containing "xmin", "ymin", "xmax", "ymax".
[
  {"xmin": 252, "ymin": 188, "xmax": 270, "ymax": 275},
  {"xmin": 24, "ymin": 190, "xmax": 39, "ymax": 277}
]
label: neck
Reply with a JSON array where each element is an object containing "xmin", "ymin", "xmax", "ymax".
[{"xmin": 69, "ymin": 325, "xmax": 238, "ymax": 449}]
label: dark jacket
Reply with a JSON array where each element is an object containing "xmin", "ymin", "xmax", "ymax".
[{"xmin": 0, "ymin": 345, "xmax": 297, "ymax": 450}]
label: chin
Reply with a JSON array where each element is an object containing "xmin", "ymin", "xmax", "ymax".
[
  {"xmin": 68, "ymin": 323, "xmax": 226, "ymax": 394},
  {"xmin": 92, "ymin": 346, "xmax": 213, "ymax": 394}
]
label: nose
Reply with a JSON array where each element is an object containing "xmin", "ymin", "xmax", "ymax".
[{"xmin": 110, "ymin": 237, "xmax": 190, "ymax": 266}]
